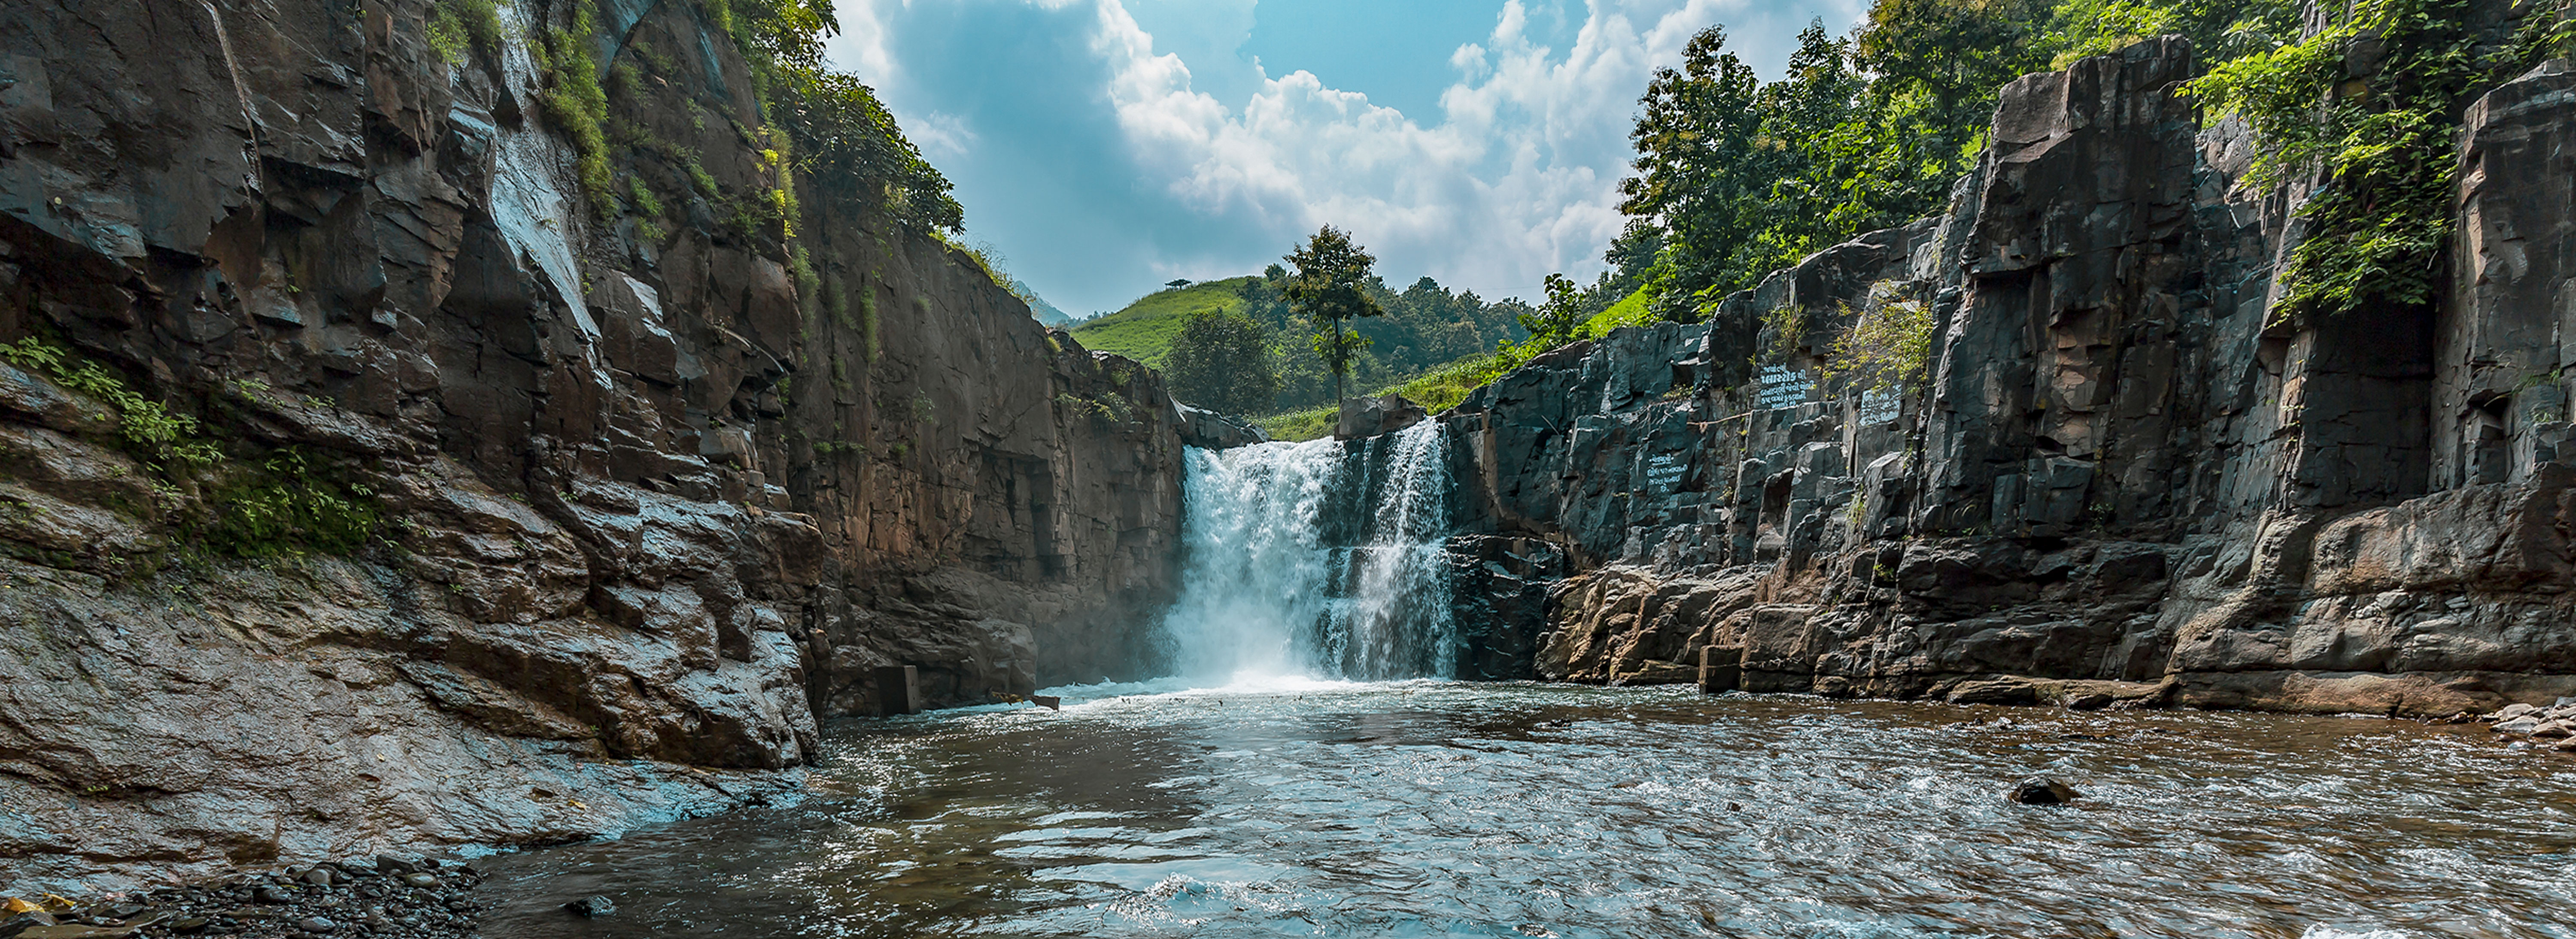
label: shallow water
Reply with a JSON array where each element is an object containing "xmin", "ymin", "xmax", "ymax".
[{"xmin": 478, "ymin": 680, "xmax": 2576, "ymax": 938}]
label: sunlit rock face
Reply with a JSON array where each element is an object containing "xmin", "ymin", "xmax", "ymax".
[
  {"xmin": 0, "ymin": 0, "xmax": 1187, "ymax": 890},
  {"xmin": 1437, "ymin": 33, "xmax": 2576, "ymax": 715}
]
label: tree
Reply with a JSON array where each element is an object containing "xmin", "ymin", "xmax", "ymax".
[
  {"xmin": 1164, "ymin": 309, "xmax": 1279, "ymax": 416},
  {"xmin": 1519, "ymin": 274, "xmax": 1588, "ymax": 350},
  {"xmin": 1618, "ymin": 26, "xmax": 1771, "ymax": 322},
  {"xmin": 1280, "ymin": 226, "xmax": 1384, "ymax": 403}
]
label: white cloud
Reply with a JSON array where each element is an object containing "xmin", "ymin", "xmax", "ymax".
[
  {"xmin": 908, "ymin": 112, "xmax": 978, "ymax": 160},
  {"xmin": 1085, "ymin": 0, "xmax": 1745, "ymax": 297},
  {"xmin": 822, "ymin": 0, "xmax": 1865, "ymax": 309}
]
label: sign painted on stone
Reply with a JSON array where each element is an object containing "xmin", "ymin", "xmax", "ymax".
[
  {"xmin": 1758, "ymin": 365, "xmax": 1812, "ymax": 410},
  {"xmin": 1859, "ymin": 388, "xmax": 1901, "ymax": 425},
  {"xmin": 1645, "ymin": 454, "xmax": 1685, "ymax": 490}
]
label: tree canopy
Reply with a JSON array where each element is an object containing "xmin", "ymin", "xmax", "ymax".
[
  {"xmin": 1282, "ymin": 226, "xmax": 1386, "ymax": 403},
  {"xmin": 1163, "ymin": 310, "xmax": 1279, "ymax": 416}
]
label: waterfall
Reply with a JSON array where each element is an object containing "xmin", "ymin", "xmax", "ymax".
[{"xmin": 1158, "ymin": 421, "xmax": 1458, "ymax": 682}]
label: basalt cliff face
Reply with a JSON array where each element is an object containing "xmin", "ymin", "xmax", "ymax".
[
  {"xmin": 0, "ymin": 0, "xmax": 1188, "ymax": 889},
  {"xmin": 1448, "ymin": 33, "xmax": 2576, "ymax": 716}
]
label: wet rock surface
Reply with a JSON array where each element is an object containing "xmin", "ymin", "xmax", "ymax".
[
  {"xmin": 2005, "ymin": 778, "xmax": 2080, "ymax": 806},
  {"xmin": 1429, "ymin": 31, "xmax": 2576, "ymax": 721}
]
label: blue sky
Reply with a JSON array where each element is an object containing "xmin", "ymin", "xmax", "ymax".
[{"xmin": 823, "ymin": 0, "xmax": 1867, "ymax": 316}]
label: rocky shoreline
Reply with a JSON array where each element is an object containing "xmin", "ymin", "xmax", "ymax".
[
  {"xmin": 2476, "ymin": 698, "xmax": 2576, "ymax": 752},
  {"xmin": 1, "ymin": 856, "xmax": 501, "ymax": 939}
]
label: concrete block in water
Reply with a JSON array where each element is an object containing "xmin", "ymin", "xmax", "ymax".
[
  {"xmin": 1699, "ymin": 646, "xmax": 1744, "ymax": 694},
  {"xmin": 875, "ymin": 666, "xmax": 922, "ymax": 715}
]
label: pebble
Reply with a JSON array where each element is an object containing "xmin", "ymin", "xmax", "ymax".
[{"xmin": 14, "ymin": 854, "xmax": 487, "ymax": 939}]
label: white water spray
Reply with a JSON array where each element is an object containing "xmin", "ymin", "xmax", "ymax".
[{"xmin": 1158, "ymin": 421, "xmax": 1458, "ymax": 682}]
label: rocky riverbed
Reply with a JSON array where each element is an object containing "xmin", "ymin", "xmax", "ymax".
[{"xmin": 3, "ymin": 856, "xmax": 497, "ymax": 939}]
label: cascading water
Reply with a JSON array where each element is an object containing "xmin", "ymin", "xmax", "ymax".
[{"xmin": 1158, "ymin": 420, "xmax": 1458, "ymax": 682}]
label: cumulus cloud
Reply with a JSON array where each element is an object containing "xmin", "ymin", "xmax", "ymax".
[{"xmin": 823, "ymin": 0, "xmax": 1862, "ymax": 313}]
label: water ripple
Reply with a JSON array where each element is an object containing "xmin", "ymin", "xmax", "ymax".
[{"xmin": 478, "ymin": 683, "xmax": 2576, "ymax": 938}]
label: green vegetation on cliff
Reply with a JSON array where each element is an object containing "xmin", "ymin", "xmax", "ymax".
[
  {"xmin": 0, "ymin": 339, "xmax": 383, "ymax": 561},
  {"xmin": 1616, "ymin": 0, "xmax": 2575, "ymax": 332},
  {"xmin": 2187, "ymin": 0, "xmax": 2575, "ymax": 324}
]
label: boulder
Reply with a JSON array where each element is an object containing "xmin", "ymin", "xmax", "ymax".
[
  {"xmin": 1337, "ymin": 394, "xmax": 1427, "ymax": 440},
  {"xmin": 2490, "ymin": 703, "xmax": 2542, "ymax": 722},
  {"xmin": 1176, "ymin": 404, "xmax": 1270, "ymax": 449},
  {"xmin": 1947, "ymin": 678, "xmax": 2042, "ymax": 706},
  {"xmin": 2005, "ymin": 778, "xmax": 2081, "ymax": 806},
  {"xmin": 565, "ymin": 897, "xmax": 617, "ymax": 918}
]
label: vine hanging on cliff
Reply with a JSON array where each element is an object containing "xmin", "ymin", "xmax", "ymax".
[{"xmin": 2184, "ymin": 0, "xmax": 2570, "ymax": 324}]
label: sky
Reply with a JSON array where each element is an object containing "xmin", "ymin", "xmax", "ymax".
[{"xmin": 821, "ymin": 0, "xmax": 1868, "ymax": 317}]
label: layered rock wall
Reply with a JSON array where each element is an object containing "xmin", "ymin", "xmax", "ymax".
[
  {"xmin": 0, "ymin": 0, "xmax": 1182, "ymax": 889},
  {"xmin": 1446, "ymin": 36, "xmax": 2576, "ymax": 718}
]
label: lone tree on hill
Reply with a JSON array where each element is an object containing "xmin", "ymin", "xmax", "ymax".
[{"xmin": 1281, "ymin": 225, "xmax": 1383, "ymax": 403}]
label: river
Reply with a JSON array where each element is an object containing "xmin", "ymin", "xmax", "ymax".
[
  {"xmin": 476, "ymin": 679, "xmax": 2576, "ymax": 938},
  {"xmin": 475, "ymin": 433, "xmax": 2576, "ymax": 937}
]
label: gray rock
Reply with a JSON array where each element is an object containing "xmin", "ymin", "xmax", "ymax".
[
  {"xmin": 299, "ymin": 867, "xmax": 335, "ymax": 887},
  {"xmin": 1175, "ymin": 403, "xmax": 1270, "ymax": 449},
  {"xmin": 565, "ymin": 896, "xmax": 618, "ymax": 918},
  {"xmin": 254, "ymin": 886, "xmax": 295, "ymax": 904},
  {"xmin": 2, "ymin": 912, "xmax": 59, "ymax": 932},
  {"xmin": 295, "ymin": 916, "xmax": 337, "ymax": 933},
  {"xmin": 2497, "ymin": 717, "xmax": 2544, "ymax": 734},
  {"xmin": 400, "ymin": 873, "xmax": 439, "ymax": 889},
  {"xmin": 1947, "ymin": 679, "xmax": 2041, "ymax": 706},
  {"xmin": 2006, "ymin": 778, "xmax": 2081, "ymax": 805},
  {"xmin": 1337, "ymin": 394, "xmax": 1428, "ymax": 440},
  {"xmin": 2491, "ymin": 703, "xmax": 2542, "ymax": 722}
]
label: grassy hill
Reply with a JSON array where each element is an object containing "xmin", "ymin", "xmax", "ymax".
[
  {"xmin": 1068, "ymin": 278, "xmax": 1256, "ymax": 367},
  {"xmin": 1255, "ymin": 285, "xmax": 1660, "ymax": 441}
]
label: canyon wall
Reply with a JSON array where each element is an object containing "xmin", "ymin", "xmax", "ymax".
[
  {"xmin": 0, "ymin": 0, "xmax": 1186, "ymax": 889},
  {"xmin": 1449, "ymin": 36, "xmax": 2576, "ymax": 717}
]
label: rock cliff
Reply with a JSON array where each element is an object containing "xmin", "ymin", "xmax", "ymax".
[
  {"xmin": 0, "ymin": 0, "xmax": 1185, "ymax": 890},
  {"xmin": 1445, "ymin": 35, "xmax": 2576, "ymax": 718}
]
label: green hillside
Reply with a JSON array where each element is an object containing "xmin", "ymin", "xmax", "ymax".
[
  {"xmin": 1069, "ymin": 279, "xmax": 1256, "ymax": 368},
  {"xmin": 1255, "ymin": 285, "xmax": 1658, "ymax": 442}
]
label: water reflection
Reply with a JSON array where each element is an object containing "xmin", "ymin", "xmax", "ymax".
[{"xmin": 478, "ymin": 681, "xmax": 2576, "ymax": 938}]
